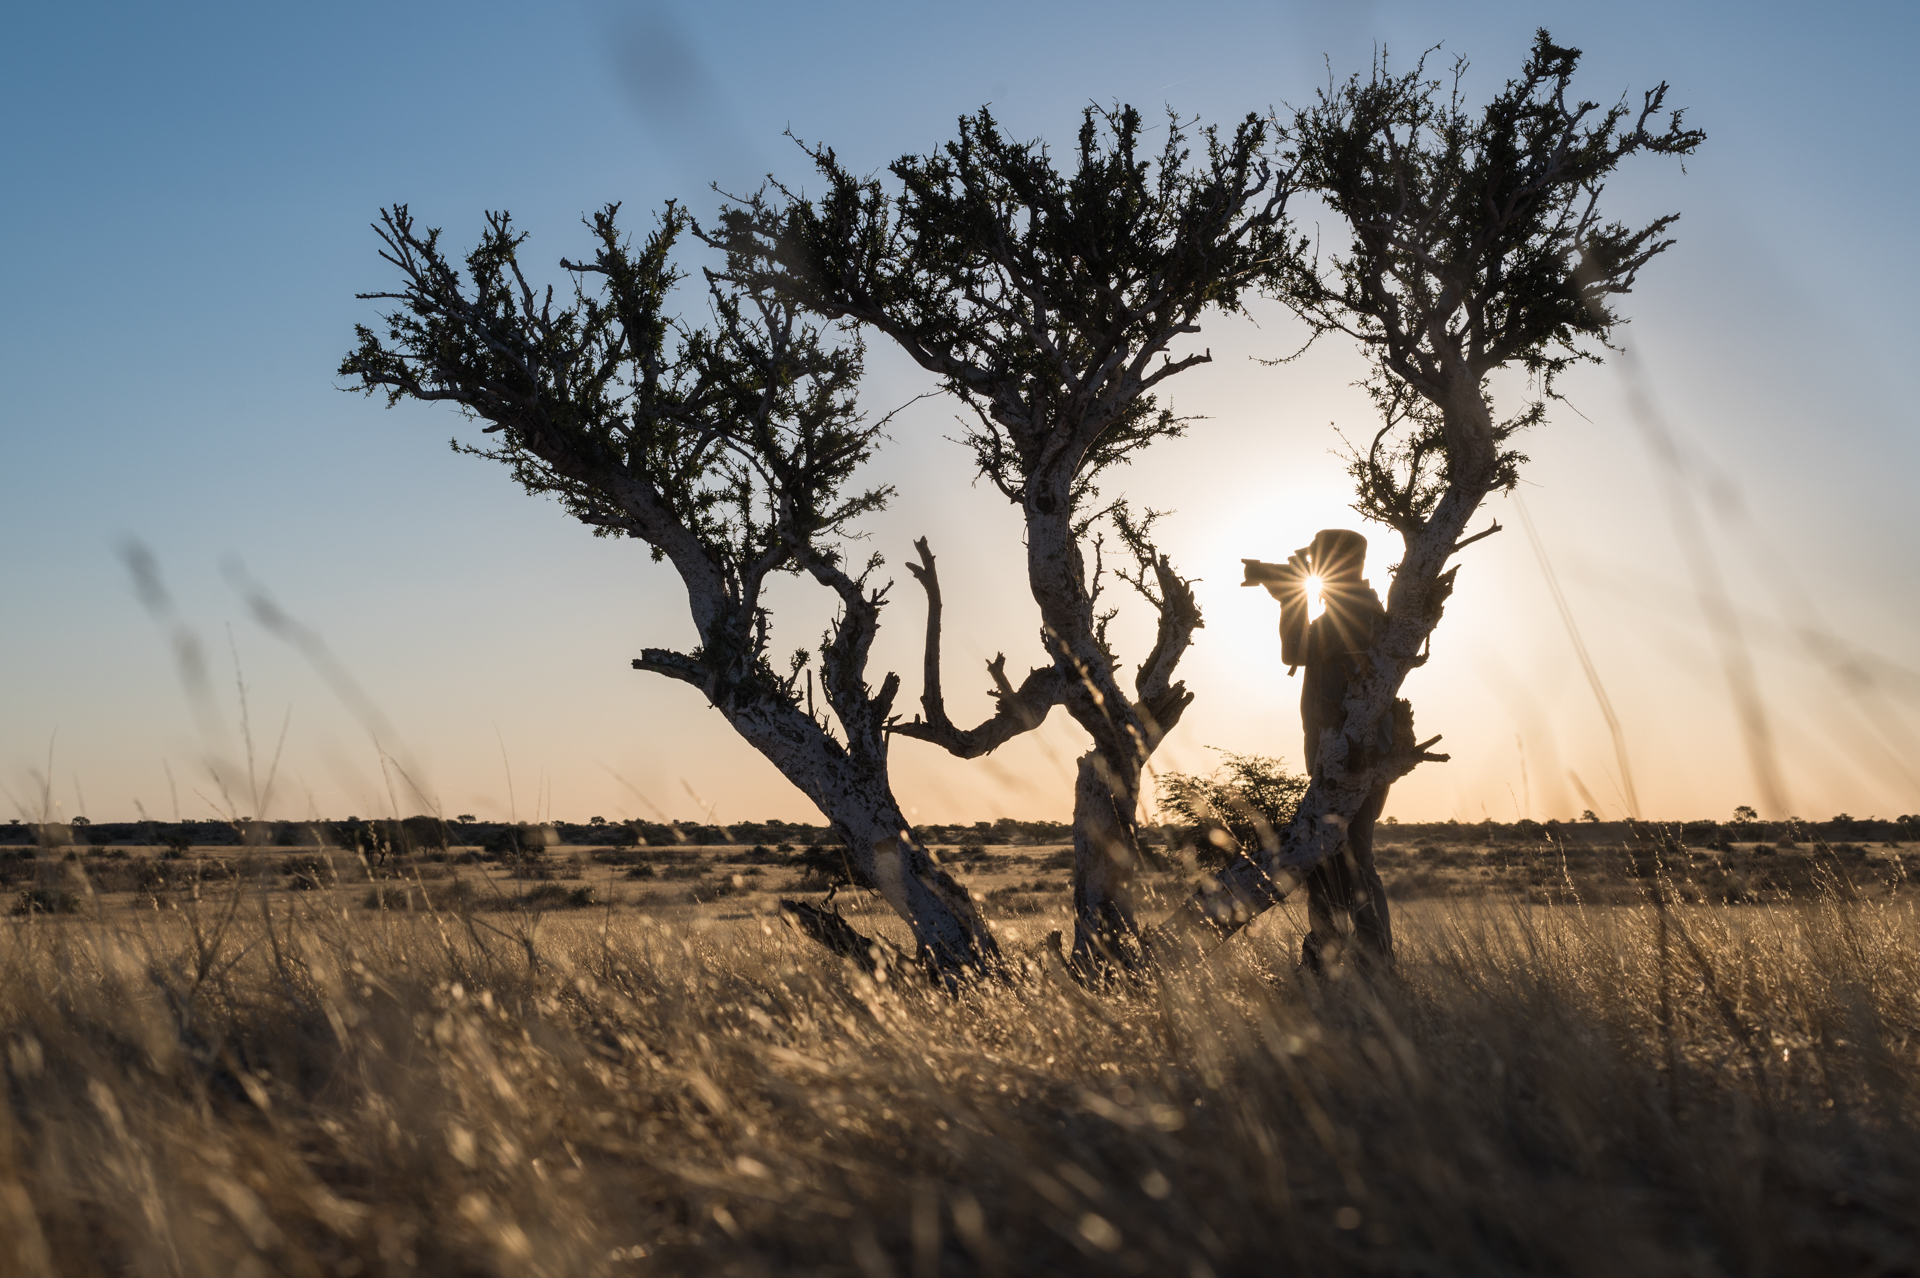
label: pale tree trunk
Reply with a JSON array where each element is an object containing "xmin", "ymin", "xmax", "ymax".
[
  {"xmin": 826, "ymin": 805, "xmax": 998, "ymax": 979},
  {"xmin": 1024, "ymin": 502, "xmax": 1200, "ymax": 977},
  {"xmin": 1068, "ymin": 750, "xmax": 1146, "ymax": 974},
  {"xmin": 1147, "ymin": 392, "xmax": 1495, "ymax": 961},
  {"xmin": 636, "ymin": 656, "xmax": 1001, "ymax": 984},
  {"xmin": 893, "ymin": 523, "xmax": 1197, "ymax": 979}
]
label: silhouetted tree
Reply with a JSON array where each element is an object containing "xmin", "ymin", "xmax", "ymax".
[
  {"xmin": 711, "ymin": 105, "xmax": 1296, "ymax": 975},
  {"xmin": 340, "ymin": 204, "xmax": 997, "ymax": 980},
  {"xmin": 1155, "ymin": 31, "xmax": 1703, "ymax": 955}
]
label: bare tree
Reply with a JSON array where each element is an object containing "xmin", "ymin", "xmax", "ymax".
[
  {"xmin": 339, "ymin": 203, "xmax": 998, "ymax": 980},
  {"xmin": 709, "ymin": 105, "xmax": 1296, "ymax": 976},
  {"xmin": 1152, "ymin": 31, "xmax": 1704, "ymax": 956}
]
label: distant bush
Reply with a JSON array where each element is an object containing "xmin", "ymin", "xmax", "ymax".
[
  {"xmin": 792, "ymin": 844, "xmax": 853, "ymax": 890},
  {"xmin": 1682, "ymin": 820, "xmax": 1721, "ymax": 847},
  {"xmin": 0, "ymin": 850, "xmax": 37, "ymax": 887},
  {"xmin": 519, "ymin": 883, "xmax": 598, "ymax": 910},
  {"xmin": 363, "ymin": 880, "xmax": 477, "ymax": 912},
  {"xmin": 483, "ymin": 823, "xmax": 556, "ymax": 857},
  {"xmin": 282, "ymin": 855, "xmax": 337, "ymax": 890},
  {"xmin": 13, "ymin": 887, "xmax": 80, "ymax": 916}
]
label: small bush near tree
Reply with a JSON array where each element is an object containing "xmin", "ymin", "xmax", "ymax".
[{"xmin": 1159, "ymin": 754, "xmax": 1309, "ymax": 868}]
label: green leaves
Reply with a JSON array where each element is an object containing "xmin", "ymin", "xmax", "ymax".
[
  {"xmin": 1160, "ymin": 752, "xmax": 1309, "ymax": 864},
  {"xmin": 1276, "ymin": 29, "xmax": 1701, "ymax": 529},
  {"xmin": 340, "ymin": 202, "xmax": 889, "ymax": 701},
  {"xmin": 710, "ymin": 104, "xmax": 1296, "ymax": 509},
  {"xmin": 1283, "ymin": 29, "xmax": 1704, "ymax": 398}
]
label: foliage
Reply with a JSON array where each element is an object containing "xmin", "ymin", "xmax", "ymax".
[
  {"xmin": 10, "ymin": 886, "xmax": 79, "ymax": 916},
  {"xmin": 1159, "ymin": 752, "xmax": 1310, "ymax": 864},
  {"xmin": 340, "ymin": 203, "xmax": 889, "ymax": 717},
  {"xmin": 1274, "ymin": 29, "xmax": 1705, "ymax": 531},
  {"xmin": 792, "ymin": 843, "xmax": 855, "ymax": 890},
  {"xmin": 711, "ymin": 104, "xmax": 1295, "ymax": 512}
]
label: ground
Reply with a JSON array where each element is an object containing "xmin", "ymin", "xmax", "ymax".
[
  {"xmin": 9, "ymin": 832, "xmax": 1909, "ymax": 924},
  {"xmin": 1, "ymin": 838, "xmax": 1916, "ymax": 1275}
]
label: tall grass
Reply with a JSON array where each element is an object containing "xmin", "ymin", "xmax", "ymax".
[{"xmin": 1, "ymin": 889, "xmax": 1915, "ymax": 1275}]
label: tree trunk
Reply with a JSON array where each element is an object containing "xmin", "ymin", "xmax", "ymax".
[
  {"xmin": 829, "ymin": 806, "xmax": 1000, "ymax": 980},
  {"xmin": 1068, "ymin": 748, "xmax": 1148, "ymax": 975},
  {"xmin": 1021, "ymin": 498, "xmax": 1200, "ymax": 979},
  {"xmin": 718, "ymin": 693, "xmax": 1001, "ymax": 982},
  {"xmin": 1147, "ymin": 399, "xmax": 1494, "ymax": 961}
]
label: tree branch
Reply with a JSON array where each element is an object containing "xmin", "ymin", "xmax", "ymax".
[{"xmin": 891, "ymin": 537, "xmax": 1065, "ymax": 758}]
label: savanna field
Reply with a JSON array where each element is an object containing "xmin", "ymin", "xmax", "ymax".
[
  {"xmin": 2, "ymin": 825, "xmax": 1917, "ymax": 1276},
  {"xmin": 8, "ymin": 2, "xmax": 1920, "ymax": 1276}
]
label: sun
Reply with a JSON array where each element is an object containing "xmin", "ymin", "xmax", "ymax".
[{"xmin": 1304, "ymin": 573, "xmax": 1326, "ymax": 617}]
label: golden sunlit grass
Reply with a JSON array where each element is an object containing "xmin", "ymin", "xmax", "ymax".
[{"xmin": 2, "ymin": 884, "xmax": 1917, "ymax": 1276}]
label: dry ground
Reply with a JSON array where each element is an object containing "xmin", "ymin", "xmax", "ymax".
[
  {"xmin": 1, "ymin": 841, "xmax": 1917, "ymax": 1275},
  {"xmin": 15, "ymin": 831, "xmax": 1908, "ymax": 924}
]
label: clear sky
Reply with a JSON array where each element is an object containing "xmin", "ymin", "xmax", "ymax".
[{"xmin": 3, "ymin": 0, "xmax": 1916, "ymax": 828}]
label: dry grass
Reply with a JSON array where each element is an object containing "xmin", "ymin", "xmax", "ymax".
[{"xmin": 1, "ymin": 878, "xmax": 1916, "ymax": 1276}]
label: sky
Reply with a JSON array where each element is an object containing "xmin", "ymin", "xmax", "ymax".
[{"xmin": 3, "ymin": 0, "xmax": 1916, "ymax": 828}]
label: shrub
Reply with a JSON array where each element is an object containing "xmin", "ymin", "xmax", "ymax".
[
  {"xmin": 1682, "ymin": 820, "xmax": 1721, "ymax": 847},
  {"xmin": 13, "ymin": 887, "xmax": 80, "ymax": 916},
  {"xmin": 282, "ymin": 855, "xmax": 336, "ymax": 890},
  {"xmin": 521, "ymin": 883, "xmax": 598, "ymax": 909},
  {"xmin": 1160, "ymin": 753, "xmax": 1308, "ymax": 868},
  {"xmin": 483, "ymin": 823, "xmax": 555, "ymax": 857},
  {"xmin": 792, "ymin": 845, "xmax": 853, "ymax": 890}
]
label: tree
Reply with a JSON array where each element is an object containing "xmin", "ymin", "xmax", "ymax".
[
  {"xmin": 340, "ymin": 203, "xmax": 998, "ymax": 980},
  {"xmin": 710, "ymin": 105, "xmax": 1296, "ymax": 975},
  {"xmin": 1159, "ymin": 753, "xmax": 1309, "ymax": 868},
  {"xmin": 1153, "ymin": 32, "xmax": 1703, "ymax": 954}
]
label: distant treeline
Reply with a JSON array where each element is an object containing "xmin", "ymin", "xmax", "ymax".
[
  {"xmin": 3, "ymin": 813, "xmax": 1914, "ymax": 851},
  {"xmin": 1375, "ymin": 815, "xmax": 1920, "ymax": 846},
  {"xmin": 0, "ymin": 815, "xmax": 1078, "ymax": 850}
]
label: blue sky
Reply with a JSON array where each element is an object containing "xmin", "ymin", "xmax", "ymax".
[{"xmin": 3, "ymin": 0, "xmax": 1916, "ymax": 825}]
